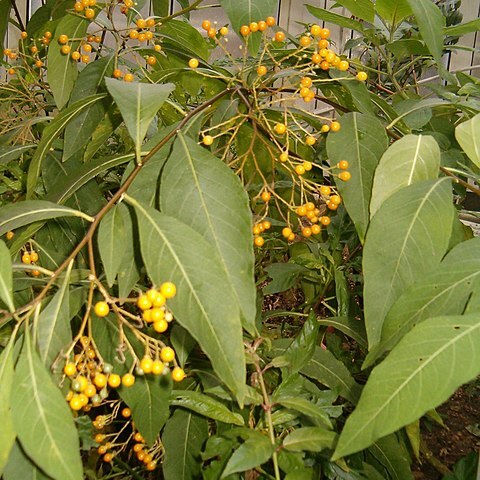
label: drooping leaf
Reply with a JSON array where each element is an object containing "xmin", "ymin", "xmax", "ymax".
[
  {"xmin": 3, "ymin": 441, "xmax": 52, "ymax": 480},
  {"xmin": 282, "ymin": 427, "xmax": 336, "ymax": 452},
  {"xmin": 404, "ymin": 0, "xmax": 445, "ymax": 68},
  {"xmin": 162, "ymin": 409, "xmax": 209, "ymax": 480},
  {"xmin": 276, "ymin": 397, "xmax": 333, "ymax": 429},
  {"xmin": 160, "ymin": 19, "xmax": 210, "ymax": 61},
  {"xmin": 365, "ymin": 237, "xmax": 480, "ymax": 367},
  {"xmin": 26, "ymin": 94, "xmax": 107, "ymax": 198},
  {"xmin": 127, "ymin": 196, "xmax": 246, "ymax": 402},
  {"xmin": 219, "ymin": 0, "xmax": 279, "ymax": 54},
  {"xmin": 11, "ymin": 333, "xmax": 83, "ymax": 480},
  {"xmin": 63, "ymin": 55, "xmax": 115, "ymax": 161},
  {"xmin": 37, "ymin": 261, "xmax": 72, "ymax": 368},
  {"xmin": 332, "ymin": 0, "xmax": 374, "ymax": 23},
  {"xmin": 326, "ymin": 112, "xmax": 389, "ymax": 242},
  {"xmin": 445, "ymin": 19, "xmax": 480, "ymax": 37},
  {"xmin": 370, "ymin": 135, "xmax": 440, "ymax": 217},
  {"xmin": 47, "ymin": 13, "xmax": 90, "ymax": 109},
  {"xmin": 375, "ymin": 0, "xmax": 412, "ymax": 26},
  {"xmin": 221, "ymin": 430, "xmax": 274, "ymax": 478},
  {"xmin": 97, "ymin": 204, "xmax": 126, "ymax": 287},
  {"xmin": 300, "ymin": 347, "xmax": 362, "ymax": 404},
  {"xmin": 0, "ymin": 337, "xmax": 15, "ymax": 475},
  {"xmin": 455, "ymin": 113, "xmax": 480, "ymax": 169},
  {"xmin": 317, "ymin": 316, "xmax": 367, "ymax": 350},
  {"xmin": 363, "ymin": 179, "xmax": 453, "ymax": 348},
  {"xmin": 119, "ymin": 375, "xmax": 171, "ymax": 446},
  {"xmin": 368, "ymin": 435, "xmax": 413, "ymax": 480},
  {"xmin": 105, "ymin": 78, "xmax": 175, "ymax": 159},
  {"xmin": 0, "ymin": 200, "xmax": 92, "ymax": 237},
  {"xmin": 0, "ymin": 144, "xmax": 35, "ymax": 165},
  {"xmin": 161, "ymin": 133, "xmax": 256, "ymax": 334},
  {"xmin": 306, "ymin": 5, "xmax": 365, "ymax": 32},
  {"xmin": 0, "ymin": 240, "xmax": 14, "ymax": 312},
  {"xmin": 333, "ymin": 314, "xmax": 480, "ymax": 459}
]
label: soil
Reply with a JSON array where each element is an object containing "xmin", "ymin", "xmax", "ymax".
[{"xmin": 412, "ymin": 381, "xmax": 479, "ymax": 479}]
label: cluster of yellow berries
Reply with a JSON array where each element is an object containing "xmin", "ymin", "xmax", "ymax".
[
  {"xmin": 320, "ymin": 186, "xmax": 343, "ymax": 210},
  {"xmin": 252, "ymin": 219, "xmax": 271, "ymax": 247},
  {"xmin": 239, "ymin": 16, "xmax": 277, "ymax": 37},
  {"xmin": 4, "ymin": 38, "xmax": 46, "ymax": 74},
  {"xmin": 201, "ymin": 19, "xmax": 228, "ymax": 39},
  {"xmin": 21, "ymin": 248, "xmax": 41, "ymax": 277},
  {"xmin": 136, "ymin": 281, "xmax": 176, "ymax": 333},
  {"xmin": 58, "ymin": 33, "xmax": 101, "ymax": 64},
  {"xmin": 336, "ymin": 160, "xmax": 351, "ymax": 181},
  {"xmin": 71, "ymin": 0, "xmax": 97, "ymax": 19}
]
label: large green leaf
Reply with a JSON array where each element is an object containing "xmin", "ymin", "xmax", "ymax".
[
  {"xmin": 300, "ymin": 347, "xmax": 362, "ymax": 404},
  {"xmin": 326, "ymin": 112, "xmax": 389, "ymax": 242},
  {"xmin": 0, "ymin": 338, "xmax": 15, "ymax": 475},
  {"xmin": 0, "ymin": 144, "xmax": 35, "ymax": 165},
  {"xmin": 219, "ymin": 0, "xmax": 278, "ymax": 54},
  {"xmin": 0, "ymin": 200, "xmax": 92, "ymax": 236},
  {"xmin": 365, "ymin": 237, "xmax": 480, "ymax": 368},
  {"xmin": 370, "ymin": 135, "xmax": 440, "ymax": 217},
  {"xmin": 11, "ymin": 333, "xmax": 83, "ymax": 480},
  {"xmin": 306, "ymin": 5, "xmax": 365, "ymax": 32},
  {"xmin": 170, "ymin": 390, "xmax": 244, "ymax": 425},
  {"xmin": 221, "ymin": 430, "xmax": 274, "ymax": 478},
  {"xmin": 0, "ymin": 240, "xmax": 14, "ymax": 312},
  {"xmin": 161, "ymin": 134, "xmax": 256, "ymax": 334},
  {"xmin": 455, "ymin": 113, "xmax": 480, "ymax": 169},
  {"xmin": 3, "ymin": 441, "xmax": 51, "ymax": 480},
  {"xmin": 276, "ymin": 397, "xmax": 332, "ymax": 429},
  {"xmin": 47, "ymin": 13, "xmax": 90, "ymax": 109},
  {"xmin": 404, "ymin": 0, "xmax": 445, "ymax": 67},
  {"xmin": 160, "ymin": 20, "xmax": 210, "ymax": 61},
  {"xmin": 162, "ymin": 409, "xmax": 209, "ymax": 480},
  {"xmin": 375, "ymin": 0, "xmax": 411, "ymax": 26},
  {"xmin": 119, "ymin": 375, "xmax": 171, "ymax": 446},
  {"xmin": 127, "ymin": 196, "xmax": 246, "ymax": 402},
  {"xmin": 333, "ymin": 0, "xmax": 374, "ymax": 23},
  {"xmin": 97, "ymin": 204, "xmax": 126, "ymax": 287},
  {"xmin": 363, "ymin": 179, "xmax": 453, "ymax": 348},
  {"xmin": 26, "ymin": 94, "xmax": 107, "ymax": 198},
  {"xmin": 105, "ymin": 78, "xmax": 175, "ymax": 160},
  {"xmin": 368, "ymin": 435, "xmax": 413, "ymax": 480},
  {"xmin": 63, "ymin": 55, "xmax": 115, "ymax": 161},
  {"xmin": 282, "ymin": 427, "xmax": 336, "ymax": 452},
  {"xmin": 445, "ymin": 19, "xmax": 480, "ymax": 37},
  {"xmin": 37, "ymin": 262, "xmax": 72, "ymax": 368},
  {"xmin": 333, "ymin": 314, "xmax": 480, "ymax": 459}
]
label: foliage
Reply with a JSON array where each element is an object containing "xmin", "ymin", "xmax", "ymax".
[{"xmin": 0, "ymin": 0, "xmax": 479, "ymax": 478}]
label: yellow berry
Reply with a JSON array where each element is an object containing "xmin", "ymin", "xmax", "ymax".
[
  {"xmin": 137, "ymin": 294, "xmax": 152, "ymax": 311},
  {"xmin": 152, "ymin": 359, "xmax": 163, "ymax": 374},
  {"xmin": 160, "ymin": 347, "xmax": 175, "ymax": 363},
  {"xmin": 153, "ymin": 319, "xmax": 168, "ymax": 333},
  {"xmin": 171, "ymin": 366, "xmax": 186, "ymax": 382},
  {"xmin": 6, "ymin": 231, "xmax": 14, "ymax": 240},
  {"xmin": 108, "ymin": 373, "xmax": 121, "ymax": 388},
  {"xmin": 295, "ymin": 165, "xmax": 305, "ymax": 175},
  {"xmin": 257, "ymin": 65, "xmax": 267, "ymax": 76},
  {"xmin": 261, "ymin": 191, "xmax": 271, "ymax": 202},
  {"xmin": 312, "ymin": 224, "xmax": 321, "ymax": 235},
  {"xmin": 305, "ymin": 136, "xmax": 316, "ymax": 146},
  {"xmin": 356, "ymin": 71, "xmax": 368, "ymax": 81},
  {"xmin": 202, "ymin": 135, "xmax": 213, "ymax": 145},
  {"xmin": 64, "ymin": 363, "xmax": 77, "ymax": 376},
  {"xmin": 124, "ymin": 73, "xmax": 134, "ymax": 82},
  {"xmin": 122, "ymin": 373, "xmax": 135, "ymax": 387},
  {"xmin": 140, "ymin": 356, "xmax": 153, "ymax": 373},
  {"xmin": 282, "ymin": 227, "xmax": 292, "ymax": 238},
  {"xmin": 339, "ymin": 171, "xmax": 351, "ymax": 181},
  {"xmin": 188, "ymin": 58, "xmax": 199, "ymax": 69},
  {"xmin": 330, "ymin": 121, "xmax": 341, "ymax": 132},
  {"xmin": 94, "ymin": 301, "xmax": 109, "ymax": 317},
  {"xmin": 254, "ymin": 236, "xmax": 264, "ymax": 247},
  {"xmin": 338, "ymin": 60, "xmax": 349, "ymax": 72}
]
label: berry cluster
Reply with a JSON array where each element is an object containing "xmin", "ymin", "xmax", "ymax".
[{"xmin": 21, "ymin": 247, "xmax": 41, "ymax": 277}]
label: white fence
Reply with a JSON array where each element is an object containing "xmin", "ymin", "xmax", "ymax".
[{"xmin": 4, "ymin": 0, "xmax": 480, "ymax": 75}]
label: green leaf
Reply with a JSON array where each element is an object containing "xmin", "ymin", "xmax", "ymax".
[
  {"xmin": 47, "ymin": 13, "xmax": 90, "ymax": 109},
  {"xmin": 276, "ymin": 397, "xmax": 332, "ymax": 429},
  {"xmin": 160, "ymin": 20, "xmax": 210, "ymax": 61},
  {"xmin": 170, "ymin": 390, "xmax": 244, "ymax": 425},
  {"xmin": 333, "ymin": 0, "xmax": 374, "ymax": 23},
  {"xmin": 282, "ymin": 427, "xmax": 336, "ymax": 452},
  {"xmin": 63, "ymin": 55, "xmax": 115, "ymax": 161},
  {"xmin": 404, "ymin": 0, "xmax": 445, "ymax": 67},
  {"xmin": 445, "ymin": 19, "xmax": 480, "ymax": 37},
  {"xmin": 375, "ymin": 0, "xmax": 412, "ymax": 26},
  {"xmin": 0, "ymin": 144, "xmax": 35, "ymax": 165},
  {"xmin": 37, "ymin": 261, "xmax": 72, "ymax": 368},
  {"xmin": 127, "ymin": 196, "xmax": 246, "ymax": 402},
  {"xmin": 105, "ymin": 78, "xmax": 175, "ymax": 160},
  {"xmin": 170, "ymin": 324, "xmax": 196, "ymax": 367},
  {"xmin": 263, "ymin": 263, "xmax": 307, "ymax": 295},
  {"xmin": 160, "ymin": 133, "xmax": 256, "ymax": 335},
  {"xmin": 300, "ymin": 346, "xmax": 362, "ymax": 404},
  {"xmin": 152, "ymin": 0, "xmax": 169, "ymax": 16},
  {"xmin": 387, "ymin": 98, "xmax": 447, "ymax": 131},
  {"xmin": 0, "ymin": 0, "xmax": 10, "ymax": 52},
  {"xmin": 317, "ymin": 316, "xmax": 367, "ymax": 350},
  {"xmin": 281, "ymin": 311, "xmax": 319, "ymax": 375},
  {"xmin": 0, "ymin": 240, "xmax": 14, "ymax": 312},
  {"xmin": 365, "ymin": 237, "xmax": 480, "ymax": 368},
  {"xmin": 0, "ymin": 200, "xmax": 92, "ymax": 236},
  {"xmin": 455, "ymin": 113, "xmax": 480, "ymax": 168},
  {"xmin": 97, "ymin": 204, "xmax": 126, "ymax": 287},
  {"xmin": 370, "ymin": 135, "xmax": 440, "ymax": 217},
  {"xmin": 333, "ymin": 314, "xmax": 480, "ymax": 459},
  {"xmin": 0, "ymin": 338, "xmax": 15, "ymax": 475},
  {"xmin": 368, "ymin": 435, "xmax": 413, "ymax": 480},
  {"xmin": 221, "ymin": 431, "xmax": 274, "ymax": 478},
  {"xmin": 219, "ymin": 0, "xmax": 279, "ymax": 54},
  {"xmin": 4, "ymin": 441, "xmax": 52, "ymax": 480},
  {"xmin": 26, "ymin": 93, "xmax": 107, "ymax": 198},
  {"xmin": 306, "ymin": 5, "xmax": 365, "ymax": 32},
  {"xmin": 11, "ymin": 333, "xmax": 83, "ymax": 480},
  {"xmin": 363, "ymin": 179, "xmax": 453, "ymax": 348},
  {"xmin": 162, "ymin": 409, "xmax": 209, "ymax": 480},
  {"xmin": 119, "ymin": 375, "xmax": 171, "ymax": 446},
  {"xmin": 326, "ymin": 112, "xmax": 389, "ymax": 242}
]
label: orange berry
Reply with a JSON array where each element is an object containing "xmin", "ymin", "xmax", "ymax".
[
  {"xmin": 202, "ymin": 20, "xmax": 211, "ymax": 31},
  {"xmin": 338, "ymin": 60, "xmax": 349, "ymax": 71},
  {"xmin": 274, "ymin": 31, "xmax": 285, "ymax": 42},
  {"xmin": 240, "ymin": 25, "xmax": 250, "ymax": 36},
  {"xmin": 61, "ymin": 45, "xmax": 71, "ymax": 54},
  {"xmin": 318, "ymin": 39, "xmax": 329, "ymax": 49},
  {"xmin": 257, "ymin": 21, "xmax": 267, "ymax": 31},
  {"xmin": 295, "ymin": 164, "xmax": 305, "ymax": 175},
  {"xmin": 330, "ymin": 121, "xmax": 341, "ymax": 132},
  {"xmin": 311, "ymin": 53, "xmax": 322, "ymax": 64},
  {"xmin": 302, "ymin": 227, "xmax": 312, "ymax": 237},
  {"xmin": 108, "ymin": 373, "xmax": 121, "ymax": 388},
  {"xmin": 300, "ymin": 76, "xmax": 312, "ymax": 88},
  {"xmin": 310, "ymin": 24, "xmax": 321, "ymax": 36},
  {"xmin": 136, "ymin": 18, "xmax": 147, "ymax": 28},
  {"xmin": 254, "ymin": 236, "xmax": 264, "ymax": 247},
  {"xmin": 320, "ymin": 216, "xmax": 331, "ymax": 226},
  {"xmin": 113, "ymin": 68, "xmax": 123, "ymax": 78},
  {"xmin": 257, "ymin": 65, "xmax": 267, "ymax": 76},
  {"xmin": 338, "ymin": 160, "xmax": 349, "ymax": 170},
  {"xmin": 124, "ymin": 73, "xmax": 134, "ymax": 82},
  {"xmin": 282, "ymin": 227, "xmax": 292, "ymax": 238},
  {"xmin": 261, "ymin": 191, "xmax": 271, "ymax": 202},
  {"xmin": 249, "ymin": 22, "xmax": 259, "ymax": 32},
  {"xmin": 299, "ymin": 35, "xmax": 311, "ymax": 47},
  {"xmin": 339, "ymin": 171, "xmax": 351, "ymax": 181},
  {"xmin": 320, "ymin": 185, "xmax": 331, "ymax": 196},
  {"xmin": 311, "ymin": 224, "xmax": 321, "ymax": 235},
  {"xmin": 84, "ymin": 8, "xmax": 95, "ymax": 19},
  {"xmin": 122, "ymin": 373, "xmax": 135, "ymax": 387},
  {"xmin": 219, "ymin": 26, "xmax": 228, "ymax": 36},
  {"xmin": 207, "ymin": 27, "xmax": 216, "ymax": 38},
  {"xmin": 147, "ymin": 56, "xmax": 156, "ymax": 66},
  {"xmin": 266, "ymin": 16, "xmax": 276, "ymax": 27},
  {"xmin": 319, "ymin": 28, "xmax": 330, "ymax": 39}
]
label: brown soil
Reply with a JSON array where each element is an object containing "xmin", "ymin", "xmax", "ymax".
[{"xmin": 412, "ymin": 382, "xmax": 480, "ymax": 479}]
